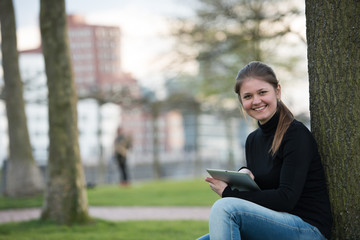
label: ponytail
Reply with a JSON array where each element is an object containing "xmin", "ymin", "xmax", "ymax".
[{"xmin": 271, "ymin": 101, "xmax": 294, "ymax": 156}]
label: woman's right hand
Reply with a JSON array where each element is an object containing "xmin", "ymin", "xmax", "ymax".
[
  {"xmin": 238, "ymin": 168, "xmax": 255, "ymax": 180},
  {"xmin": 205, "ymin": 177, "xmax": 228, "ymax": 197}
]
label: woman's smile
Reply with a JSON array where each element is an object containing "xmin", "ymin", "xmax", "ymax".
[
  {"xmin": 253, "ymin": 105, "xmax": 267, "ymax": 112},
  {"xmin": 239, "ymin": 78, "xmax": 281, "ymax": 124}
]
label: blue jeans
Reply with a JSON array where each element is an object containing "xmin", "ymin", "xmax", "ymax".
[{"xmin": 197, "ymin": 198, "xmax": 326, "ymax": 240}]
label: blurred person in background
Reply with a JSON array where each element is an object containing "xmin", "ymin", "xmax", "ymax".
[
  {"xmin": 197, "ymin": 61, "xmax": 332, "ymax": 240},
  {"xmin": 114, "ymin": 127, "xmax": 132, "ymax": 186}
]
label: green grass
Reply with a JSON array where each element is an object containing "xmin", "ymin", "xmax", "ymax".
[
  {"xmin": 0, "ymin": 179, "xmax": 213, "ymax": 239},
  {"xmin": 0, "ymin": 178, "xmax": 219, "ymax": 209},
  {"xmin": 0, "ymin": 219, "xmax": 208, "ymax": 240},
  {"xmin": 0, "ymin": 194, "xmax": 43, "ymax": 210},
  {"xmin": 88, "ymin": 178, "xmax": 218, "ymax": 206}
]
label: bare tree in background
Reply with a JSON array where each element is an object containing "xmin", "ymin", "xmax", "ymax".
[
  {"xmin": 39, "ymin": 0, "xmax": 90, "ymax": 224},
  {"xmin": 0, "ymin": 0, "xmax": 44, "ymax": 197}
]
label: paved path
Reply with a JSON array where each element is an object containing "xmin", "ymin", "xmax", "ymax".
[{"xmin": 0, "ymin": 206, "xmax": 211, "ymax": 224}]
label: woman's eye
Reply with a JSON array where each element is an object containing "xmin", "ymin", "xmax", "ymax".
[
  {"xmin": 259, "ymin": 91, "xmax": 267, "ymax": 95},
  {"xmin": 243, "ymin": 95, "xmax": 251, "ymax": 99}
]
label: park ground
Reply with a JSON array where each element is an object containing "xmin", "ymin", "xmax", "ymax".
[{"xmin": 0, "ymin": 178, "xmax": 216, "ymax": 239}]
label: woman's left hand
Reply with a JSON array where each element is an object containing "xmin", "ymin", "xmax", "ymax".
[{"xmin": 205, "ymin": 177, "xmax": 228, "ymax": 197}]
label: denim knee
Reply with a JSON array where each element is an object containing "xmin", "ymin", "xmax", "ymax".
[
  {"xmin": 211, "ymin": 197, "xmax": 248, "ymax": 215},
  {"xmin": 209, "ymin": 198, "xmax": 327, "ymax": 240}
]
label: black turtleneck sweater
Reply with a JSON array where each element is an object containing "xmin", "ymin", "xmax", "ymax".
[{"xmin": 222, "ymin": 112, "xmax": 332, "ymax": 239}]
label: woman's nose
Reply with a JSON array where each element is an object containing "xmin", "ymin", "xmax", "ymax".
[{"xmin": 252, "ymin": 95, "xmax": 261, "ymax": 104}]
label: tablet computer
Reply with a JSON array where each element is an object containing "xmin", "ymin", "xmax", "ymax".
[{"xmin": 206, "ymin": 169, "xmax": 260, "ymax": 191}]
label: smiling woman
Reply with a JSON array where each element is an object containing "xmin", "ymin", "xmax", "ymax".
[
  {"xmin": 235, "ymin": 61, "xmax": 293, "ymax": 155},
  {"xmin": 199, "ymin": 61, "xmax": 332, "ymax": 240}
]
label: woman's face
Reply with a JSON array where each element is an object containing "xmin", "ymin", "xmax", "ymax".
[{"xmin": 239, "ymin": 77, "xmax": 281, "ymax": 124}]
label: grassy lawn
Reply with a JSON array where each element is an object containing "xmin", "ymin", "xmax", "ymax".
[
  {"xmin": 0, "ymin": 179, "xmax": 214, "ymax": 239},
  {"xmin": 88, "ymin": 178, "xmax": 218, "ymax": 206},
  {"xmin": 0, "ymin": 219, "xmax": 208, "ymax": 240},
  {"xmin": 0, "ymin": 178, "xmax": 219, "ymax": 209}
]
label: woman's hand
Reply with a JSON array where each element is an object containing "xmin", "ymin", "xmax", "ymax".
[
  {"xmin": 238, "ymin": 168, "xmax": 255, "ymax": 180},
  {"xmin": 205, "ymin": 177, "xmax": 228, "ymax": 197}
]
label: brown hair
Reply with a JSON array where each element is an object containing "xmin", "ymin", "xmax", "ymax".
[{"xmin": 234, "ymin": 61, "xmax": 294, "ymax": 155}]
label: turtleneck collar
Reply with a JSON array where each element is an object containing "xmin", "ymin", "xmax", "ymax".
[{"xmin": 258, "ymin": 110, "xmax": 280, "ymax": 135}]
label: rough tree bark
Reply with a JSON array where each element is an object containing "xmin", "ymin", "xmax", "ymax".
[
  {"xmin": 39, "ymin": 0, "xmax": 90, "ymax": 224},
  {"xmin": 305, "ymin": 0, "xmax": 360, "ymax": 239},
  {"xmin": 0, "ymin": 0, "xmax": 44, "ymax": 197}
]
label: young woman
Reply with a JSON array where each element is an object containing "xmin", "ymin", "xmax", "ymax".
[{"xmin": 197, "ymin": 61, "xmax": 332, "ymax": 240}]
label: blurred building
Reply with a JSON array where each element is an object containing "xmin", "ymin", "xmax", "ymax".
[
  {"xmin": 121, "ymin": 108, "xmax": 185, "ymax": 164},
  {"xmin": 0, "ymin": 15, "xmax": 187, "ymax": 172},
  {"xmin": 21, "ymin": 15, "xmax": 139, "ymax": 96},
  {"xmin": 67, "ymin": 15, "xmax": 141, "ymax": 96},
  {"xmin": 5, "ymin": 52, "xmax": 122, "ymax": 166},
  {"xmin": 0, "ymin": 15, "xmax": 126, "ymax": 168},
  {"xmin": 0, "ymin": 14, "xmax": 254, "ymax": 182}
]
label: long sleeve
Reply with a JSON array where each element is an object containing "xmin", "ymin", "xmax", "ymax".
[
  {"xmin": 222, "ymin": 122, "xmax": 314, "ymax": 212},
  {"xmin": 222, "ymin": 117, "xmax": 332, "ymax": 239}
]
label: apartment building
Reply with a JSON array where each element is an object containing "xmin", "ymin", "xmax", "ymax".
[{"xmin": 0, "ymin": 15, "xmax": 184, "ymax": 169}]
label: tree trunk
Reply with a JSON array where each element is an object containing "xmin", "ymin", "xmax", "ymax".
[
  {"xmin": 193, "ymin": 104, "xmax": 202, "ymax": 177},
  {"xmin": 305, "ymin": 0, "xmax": 360, "ymax": 238},
  {"xmin": 0, "ymin": 0, "xmax": 44, "ymax": 197},
  {"xmin": 151, "ymin": 102, "xmax": 162, "ymax": 179},
  {"xmin": 39, "ymin": 0, "xmax": 90, "ymax": 224}
]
